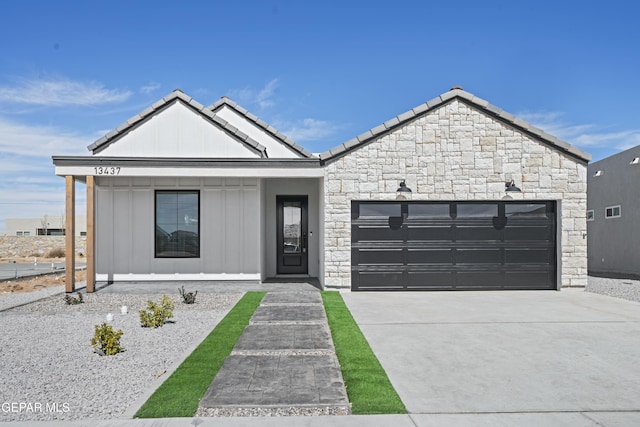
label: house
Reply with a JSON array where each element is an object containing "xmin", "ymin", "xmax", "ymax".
[
  {"xmin": 6, "ymin": 215, "xmax": 86, "ymax": 236},
  {"xmin": 587, "ymin": 145, "xmax": 640, "ymax": 278},
  {"xmin": 52, "ymin": 87, "xmax": 590, "ymax": 292}
]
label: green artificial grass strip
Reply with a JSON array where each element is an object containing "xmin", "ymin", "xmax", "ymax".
[
  {"xmin": 134, "ymin": 291, "xmax": 265, "ymax": 418},
  {"xmin": 322, "ymin": 291, "xmax": 407, "ymax": 415}
]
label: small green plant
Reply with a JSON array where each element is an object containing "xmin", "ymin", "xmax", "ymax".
[
  {"xmin": 91, "ymin": 322, "xmax": 124, "ymax": 356},
  {"xmin": 64, "ymin": 292, "xmax": 84, "ymax": 305},
  {"xmin": 139, "ymin": 294, "xmax": 175, "ymax": 328},
  {"xmin": 178, "ymin": 286, "xmax": 198, "ymax": 304}
]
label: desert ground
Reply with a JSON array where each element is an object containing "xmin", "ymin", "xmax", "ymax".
[{"xmin": 0, "ymin": 256, "xmax": 86, "ymax": 294}]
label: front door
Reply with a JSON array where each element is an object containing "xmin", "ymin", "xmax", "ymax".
[{"xmin": 276, "ymin": 196, "xmax": 308, "ymax": 274}]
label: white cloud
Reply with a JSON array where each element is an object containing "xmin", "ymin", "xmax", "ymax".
[
  {"xmin": 228, "ymin": 79, "xmax": 279, "ymax": 109},
  {"xmin": 0, "ymin": 117, "xmax": 90, "ymax": 157},
  {"xmin": 0, "ymin": 77, "xmax": 131, "ymax": 106},
  {"xmin": 518, "ymin": 111, "xmax": 640, "ymax": 151},
  {"xmin": 140, "ymin": 82, "xmax": 161, "ymax": 94},
  {"xmin": 276, "ymin": 118, "xmax": 337, "ymax": 142},
  {"xmin": 0, "ymin": 116, "xmax": 92, "ymax": 232}
]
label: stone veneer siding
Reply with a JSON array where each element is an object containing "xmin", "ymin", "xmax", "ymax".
[
  {"xmin": 0, "ymin": 236, "xmax": 87, "ymax": 258},
  {"xmin": 323, "ymin": 99, "xmax": 588, "ymax": 289}
]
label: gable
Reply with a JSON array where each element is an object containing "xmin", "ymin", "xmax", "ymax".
[
  {"xmin": 323, "ymin": 97, "xmax": 589, "ymax": 202},
  {"xmin": 209, "ymin": 98, "xmax": 314, "ymax": 158},
  {"xmin": 320, "ymin": 88, "xmax": 591, "ymax": 164},
  {"xmin": 92, "ymin": 101, "xmax": 263, "ymax": 158},
  {"xmin": 212, "ymin": 105, "xmax": 301, "ymax": 158}
]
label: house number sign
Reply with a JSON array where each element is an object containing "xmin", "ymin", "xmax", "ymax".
[{"xmin": 93, "ymin": 166, "xmax": 121, "ymax": 175}]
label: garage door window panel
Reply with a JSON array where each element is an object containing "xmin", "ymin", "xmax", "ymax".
[
  {"xmin": 456, "ymin": 204, "xmax": 498, "ymax": 218},
  {"xmin": 358, "ymin": 203, "xmax": 401, "ymax": 218},
  {"xmin": 505, "ymin": 203, "xmax": 548, "ymax": 217},
  {"xmin": 408, "ymin": 204, "xmax": 451, "ymax": 218}
]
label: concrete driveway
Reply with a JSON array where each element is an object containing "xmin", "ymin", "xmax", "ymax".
[{"xmin": 343, "ymin": 288, "xmax": 640, "ymax": 426}]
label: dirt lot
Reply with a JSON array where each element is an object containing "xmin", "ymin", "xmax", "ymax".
[{"xmin": 0, "ymin": 256, "xmax": 86, "ymax": 294}]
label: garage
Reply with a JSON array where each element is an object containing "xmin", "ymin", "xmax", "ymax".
[{"xmin": 351, "ymin": 201, "xmax": 557, "ymax": 291}]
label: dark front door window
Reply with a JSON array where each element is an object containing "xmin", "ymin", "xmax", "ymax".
[{"xmin": 276, "ymin": 196, "xmax": 308, "ymax": 274}]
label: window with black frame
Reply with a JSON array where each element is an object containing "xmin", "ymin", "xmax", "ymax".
[{"xmin": 155, "ymin": 190, "xmax": 200, "ymax": 258}]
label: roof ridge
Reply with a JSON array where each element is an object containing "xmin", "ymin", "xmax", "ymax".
[
  {"xmin": 319, "ymin": 87, "xmax": 591, "ymax": 163},
  {"xmin": 208, "ymin": 97, "xmax": 315, "ymax": 158},
  {"xmin": 87, "ymin": 90, "xmax": 267, "ymax": 157}
]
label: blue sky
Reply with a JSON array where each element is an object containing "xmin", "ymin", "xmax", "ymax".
[{"xmin": 1, "ymin": 0, "xmax": 639, "ymax": 233}]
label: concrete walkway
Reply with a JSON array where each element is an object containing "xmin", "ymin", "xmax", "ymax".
[{"xmin": 197, "ymin": 292, "xmax": 350, "ymax": 416}]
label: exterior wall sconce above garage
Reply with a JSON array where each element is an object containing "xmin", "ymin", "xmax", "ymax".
[
  {"xmin": 396, "ymin": 180, "xmax": 412, "ymax": 200},
  {"xmin": 505, "ymin": 180, "xmax": 521, "ymax": 192}
]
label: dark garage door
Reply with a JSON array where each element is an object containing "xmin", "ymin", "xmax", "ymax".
[{"xmin": 351, "ymin": 201, "xmax": 557, "ymax": 291}]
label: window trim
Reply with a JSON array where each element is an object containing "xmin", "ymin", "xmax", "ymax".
[
  {"xmin": 155, "ymin": 190, "xmax": 200, "ymax": 258},
  {"xmin": 586, "ymin": 210, "xmax": 595, "ymax": 222},
  {"xmin": 605, "ymin": 205, "xmax": 621, "ymax": 219}
]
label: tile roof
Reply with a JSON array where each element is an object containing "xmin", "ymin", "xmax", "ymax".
[
  {"xmin": 208, "ymin": 97, "xmax": 315, "ymax": 158},
  {"xmin": 318, "ymin": 87, "xmax": 591, "ymax": 163},
  {"xmin": 87, "ymin": 89, "xmax": 268, "ymax": 157}
]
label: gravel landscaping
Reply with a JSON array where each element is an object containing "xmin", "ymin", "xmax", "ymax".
[
  {"xmin": 0, "ymin": 275, "xmax": 638, "ymax": 422},
  {"xmin": 0, "ymin": 291, "xmax": 242, "ymax": 421},
  {"xmin": 586, "ymin": 275, "xmax": 640, "ymax": 303}
]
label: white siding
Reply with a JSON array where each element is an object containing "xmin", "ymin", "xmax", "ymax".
[
  {"xmin": 215, "ymin": 106, "xmax": 303, "ymax": 158},
  {"xmin": 97, "ymin": 102, "xmax": 260, "ymax": 158},
  {"xmin": 95, "ymin": 177, "xmax": 259, "ymax": 279}
]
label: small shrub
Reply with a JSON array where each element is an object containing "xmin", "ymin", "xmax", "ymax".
[
  {"xmin": 46, "ymin": 248, "xmax": 65, "ymax": 258},
  {"xmin": 64, "ymin": 292, "xmax": 84, "ymax": 305},
  {"xmin": 139, "ymin": 294, "xmax": 175, "ymax": 328},
  {"xmin": 178, "ymin": 285, "xmax": 198, "ymax": 304},
  {"xmin": 91, "ymin": 323, "xmax": 124, "ymax": 356}
]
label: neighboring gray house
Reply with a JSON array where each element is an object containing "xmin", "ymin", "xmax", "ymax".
[
  {"xmin": 587, "ymin": 145, "xmax": 640, "ymax": 277},
  {"xmin": 53, "ymin": 87, "xmax": 590, "ymax": 292}
]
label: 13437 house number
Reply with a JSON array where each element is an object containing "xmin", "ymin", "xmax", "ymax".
[{"xmin": 93, "ymin": 166, "xmax": 121, "ymax": 175}]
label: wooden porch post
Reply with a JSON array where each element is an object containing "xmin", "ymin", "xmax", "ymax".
[
  {"xmin": 65, "ymin": 176, "xmax": 76, "ymax": 293},
  {"xmin": 86, "ymin": 176, "xmax": 95, "ymax": 293}
]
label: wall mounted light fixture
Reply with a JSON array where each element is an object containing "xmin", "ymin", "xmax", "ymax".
[
  {"xmin": 593, "ymin": 170, "xmax": 603, "ymax": 177},
  {"xmin": 505, "ymin": 180, "xmax": 521, "ymax": 192},
  {"xmin": 631, "ymin": 157, "xmax": 639, "ymax": 165},
  {"xmin": 396, "ymin": 180, "xmax": 412, "ymax": 200}
]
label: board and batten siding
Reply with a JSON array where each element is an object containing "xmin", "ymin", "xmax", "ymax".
[
  {"xmin": 95, "ymin": 102, "xmax": 261, "ymax": 158},
  {"xmin": 95, "ymin": 176, "xmax": 259, "ymax": 281},
  {"xmin": 214, "ymin": 106, "xmax": 303, "ymax": 158}
]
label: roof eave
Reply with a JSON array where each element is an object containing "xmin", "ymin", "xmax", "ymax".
[
  {"xmin": 209, "ymin": 97, "xmax": 315, "ymax": 159},
  {"xmin": 88, "ymin": 91, "xmax": 268, "ymax": 158},
  {"xmin": 320, "ymin": 89, "xmax": 591, "ymax": 164}
]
